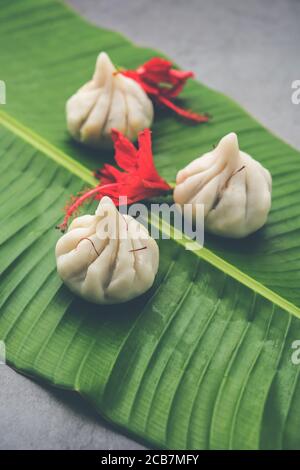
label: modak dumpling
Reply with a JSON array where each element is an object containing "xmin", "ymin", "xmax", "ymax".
[
  {"xmin": 174, "ymin": 132, "xmax": 272, "ymax": 238},
  {"xmin": 66, "ymin": 52, "xmax": 154, "ymax": 148},
  {"xmin": 55, "ymin": 197, "xmax": 159, "ymax": 304}
]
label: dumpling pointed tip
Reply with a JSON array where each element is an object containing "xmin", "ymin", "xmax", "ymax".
[
  {"xmin": 224, "ymin": 132, "xmax": 238, "ymax": 145},
  {"xmin": 95, "ymin": 51, "xmax": 116, "ymax": 76},
  {"xmin": 97, "ymin": 51, "xmax": 111, "ymax": 64},
  {"xmin": 217, "ymin": 132, "xmax": 239, "ymax": 153},
  {"xmin": 98, "ymin": 51, "xmax": 109, "ymax": 59},
  {"xmin": 95, "ymin": 196, "xmax": 116, "ymax": 216},
  {"xmin": 99, "ymin": 195, "xmax": 114, "ymax": 205}
]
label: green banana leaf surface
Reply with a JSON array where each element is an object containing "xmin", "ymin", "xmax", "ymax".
[{"xmin": 0, "ymin": 0, "xmax": 300, "ymax": 450}]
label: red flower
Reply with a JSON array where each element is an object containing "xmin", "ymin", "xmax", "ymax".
[
  {"xmin": 121, "ymin": 57, "xmax": 209, "ymax": 123},
  {"xmin": 57, "ymin": 129, "xmax": 171, "ymax": 232}
]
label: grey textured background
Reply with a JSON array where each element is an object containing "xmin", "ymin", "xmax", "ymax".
[{"xmin": 1, "ymin": 0, "xmax": 299, "ymax": 450}]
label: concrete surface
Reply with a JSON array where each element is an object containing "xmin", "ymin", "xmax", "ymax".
[
  {"xmin": 1, "ymin": 0, "xmax": 299, "ymax": 450},
  {"xmin": 0, "ymin": 366, "xmax": 144, "ymax": 450}
]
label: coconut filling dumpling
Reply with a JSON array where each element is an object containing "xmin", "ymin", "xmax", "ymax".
[
  {"xmin": 55, "ymin": 197, "xmax": 159, "ymax": 304},
  {"xmin": 174, "ymin": 132, "xmax": 272, "ymax": 238},
  {"xmin": 66, "ymin": 52, "xmax": 154, "ymax": 148}
]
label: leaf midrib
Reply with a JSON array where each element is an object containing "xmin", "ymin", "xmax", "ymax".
[{"xmin": 1, "ymin": 108, "xmax": 299, "ymax": 320}]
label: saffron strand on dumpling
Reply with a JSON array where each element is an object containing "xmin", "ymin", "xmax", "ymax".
[
  {"xmin": 56, "ymin": 196, "xmax": 159, "ymax": 304},
  {"xmin": 174, "ymin": 132, "xmax": 272, "ymax": 238}
]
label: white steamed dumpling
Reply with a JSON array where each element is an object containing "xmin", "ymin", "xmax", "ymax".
[
  {"xmin": 174, "ymin": 132, "xmax": 272, "ymax": 238},
  {"xmin": 66, "ymin": 52, "xmax": 154, "ymax": 148},
  {"xmin": 55, "ymin": 197, "xmax": 159, "ymax": 304}
]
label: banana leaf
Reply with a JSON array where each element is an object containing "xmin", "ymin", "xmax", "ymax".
[{"xmin": 0, "ymin": 0, "xmax": 300, "ymax": 449}]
